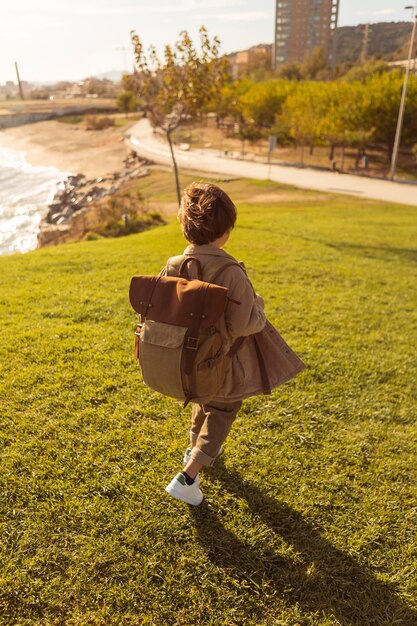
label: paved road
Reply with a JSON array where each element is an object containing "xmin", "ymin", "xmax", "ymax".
[{"xmin": 127, "ymin": 119, "xmax": 417, "ymax": 207}]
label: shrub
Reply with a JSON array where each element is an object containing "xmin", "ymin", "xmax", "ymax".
[
  {"xmin": 85, "ymin": 213, "xmax": 164, "ymax": 239},
  {"xmin": 84, "ymin": 190, "xmax": 165, "ymax": 240},
  {"xmin": 85, "ymin": 115, "xmax": 115, "ymax": 130}
]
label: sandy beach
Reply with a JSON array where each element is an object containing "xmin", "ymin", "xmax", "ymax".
[
  {"xmin": 0, "ymin": 117, "xmax": 153, "ymax": 252},
  {"xmin": 0, "ymin": 117, "xmax": 132, "ymax": 179}
]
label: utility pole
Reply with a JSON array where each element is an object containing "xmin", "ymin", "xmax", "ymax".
[
  {"xmin": 361, "ymin": 23, "xmax": 370, "ymax": 64},
  {"xmin": 14, "ymin": 61, "xmax": 25, "ymax": 100},
  {"xmin": 389, "ymin": 4, "xmax": 417, "ymax": 181}
]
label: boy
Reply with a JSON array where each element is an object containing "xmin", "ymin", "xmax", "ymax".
[{"xmin": 164, "ymin": 182, "xmax": 304, "ymax": 505}]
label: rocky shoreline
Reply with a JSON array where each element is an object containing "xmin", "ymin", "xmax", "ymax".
[{"xmin": 38, "ymin": 151, "xmax": 151, "ymax": 247}]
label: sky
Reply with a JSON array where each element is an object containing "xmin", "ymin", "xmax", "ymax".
[{"xmin": 0, "ymin": 0, "xmax": 414, "ymax": 84}]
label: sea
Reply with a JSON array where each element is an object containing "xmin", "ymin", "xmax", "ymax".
[{"xmin": 0, "ymin": 145, "xmax": 69, "ymax": 255}]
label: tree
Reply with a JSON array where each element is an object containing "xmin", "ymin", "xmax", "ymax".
[
  {"xmin": 280, "ymin": 82, "xmax": 326, "ymax": 164},
  {"xmin": 82, "ymin": 78, "xmax": 117, "ymax": 98},
  {"xmin": 239, "ymin": 79, "xmax": 294, "ymax": 129},
  {"xmin": 215, "ymin": 80, "xmax": 252, "ymax": 127},
  {"xmin": 30, "ymin": 88, "xmax": 51, "ymax": 100},
  {"xmin": 237, "ymin": 123, "xmax": 263, "ymax": 156},
  {"xmin": 363, "ymin": 70, "xmax": 417, "ymax": 159},
  {"xmin": 301, "ymin": 47, "xmax": 330, "ymax": 80},
  {"xmin": 278, "ymin": 62, "xmax": 303, "ymax": 81},
  {"xmin": 317, "ymin": 82, "xmax": 374, "ymax": 166},
  {"xmin": 116, "ymin": 91, "xmax": 139, "ymax": 118},
  {"xmin": 126, "ymin": 27, "xmax": 230, "ymax": 205},
  {"xmin": 280, "ymin": 81, "xmax": 375, "ymax": 169},
  {"xmin": 342, "ymin": 59, "xmax": 391, "ymax": 83}
]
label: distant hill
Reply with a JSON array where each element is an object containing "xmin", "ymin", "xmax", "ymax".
[
  {"xmin": 335, "ymin": 22, "xmax": 412, "ymax": 64},
  {"xmin": 35, "ymin": 71, "xmax": 124, "ymax": 86},
  {"xmin": 89, "ymin": 70, "xmax": 124, "ymax": 83}
]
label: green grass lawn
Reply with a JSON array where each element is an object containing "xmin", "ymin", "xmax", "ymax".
[{"xmin": 0, "ymin": 173, "xmax": 416, "ymax": 625}]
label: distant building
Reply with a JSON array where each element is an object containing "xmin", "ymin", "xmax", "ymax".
[
  {"xmin": 66, "ymin": 83, "xmax": 84, "ymax": 98},
  {"xmin": 273, "ymin": 0, "xmax": 339, "ymax": 68},
  {"xmin": 229, "ymin": 45, "xmax": 272, "ymax": 79}
]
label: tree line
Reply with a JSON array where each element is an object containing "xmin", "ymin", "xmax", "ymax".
[{"xmin": 220, "ymin": 67, "xmax": 417, "ymax": 162}]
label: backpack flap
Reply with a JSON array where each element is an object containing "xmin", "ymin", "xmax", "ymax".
[{"xmin": 129, "ymin": 275, "xmax": 229, "ymax": 330}]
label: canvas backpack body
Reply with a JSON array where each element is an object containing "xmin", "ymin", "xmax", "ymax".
[{"xmin": 129, "ymin": 255, "xmax": 243, "ymax": 406}]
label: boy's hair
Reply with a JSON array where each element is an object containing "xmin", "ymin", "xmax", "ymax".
[{"xmin": 178, "ymin": 182, "xmax": 237, "ymax": 245}]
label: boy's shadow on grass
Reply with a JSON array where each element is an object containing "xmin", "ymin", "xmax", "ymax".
[{"xmin": 190, "ymin": 459, "xmax": 417, "ymax": 626}]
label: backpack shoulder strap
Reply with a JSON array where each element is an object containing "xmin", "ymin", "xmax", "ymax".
[
  {"xmin": 178, "ymin": 257, "xmax": 203, "ymax": 280},
  {"xmin": 163, "ymin": 254, "xmax": 186, "ymax": 277},
  {"xmin": 164, "ymin": 254, "xmax": 244, "ymax": 285},
  {"xmin": 201, "ymin": 257, "xmax": 246, "ymax": 285},
  {"xmin": 165, "ymin": 254, "xmax": 203, "ymax": 279}
]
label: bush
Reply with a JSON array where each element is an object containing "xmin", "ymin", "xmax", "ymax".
[
  {"xmin": 29, "ymin": 89, "xmax": 51, "ymax": 100},
  {"xmin": 84, "ymin": 190, "xmax": 165, "ymax": 240},
  {"xmin": 86, "ymin": 213, "xmax": 164, "ymax": 239},
  {"xmin": 116, "ymin": 91, "xmax": 141, "ymax": 117},
  {"xmin": 85, "ymin": 115, "xmax": 115, "ymax": 131}
]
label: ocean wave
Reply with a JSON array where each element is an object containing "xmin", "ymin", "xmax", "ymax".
[{"xmin": 0, "ymin": 146, "xmax": 70, "ymax": 255}]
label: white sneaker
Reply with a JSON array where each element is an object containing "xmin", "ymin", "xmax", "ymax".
[{"xmin": 165, "ymin": 473, "xmax": 203, "ymax": 506}]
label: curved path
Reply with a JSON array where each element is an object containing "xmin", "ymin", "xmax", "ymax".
[{"xmin": 127, "ymin": 119, "xmax": 417, "ymax": 207}]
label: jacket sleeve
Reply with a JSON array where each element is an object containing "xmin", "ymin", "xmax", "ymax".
[{"xmin": 223, "ymin": 266, "xmax": 266, "ymax": 339}]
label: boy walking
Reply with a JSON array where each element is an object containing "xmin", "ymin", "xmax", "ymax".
[{"xmin": 163, "ymin": 182, "xmax": 305, "ymax": 505}]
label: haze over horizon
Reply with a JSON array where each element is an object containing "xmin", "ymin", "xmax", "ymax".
[{"xmin": 0, "ymin": 0, "xmax": 413, "ymax": 84}]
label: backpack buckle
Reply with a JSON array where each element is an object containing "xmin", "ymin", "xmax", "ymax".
[
  {"xmin": 186, "ymin": 336, "xmax": 199, "ymax": 350},
  {"xmin": 134, "ymin": 314, "xmax": 143, "ymax": 337}
]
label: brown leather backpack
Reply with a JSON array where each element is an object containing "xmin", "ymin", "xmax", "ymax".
[{"xmin": 129, "ymin": 256, "xmax": 244, "ymax": 406}]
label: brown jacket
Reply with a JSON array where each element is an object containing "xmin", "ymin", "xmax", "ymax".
[{"xmin": 165, "ymin": 244, "xmax": 305, "ymax": 403}]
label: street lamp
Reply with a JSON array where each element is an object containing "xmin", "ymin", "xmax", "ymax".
[{"xmin": 388, "ymin": 4, "xmax": 417, "ymax": 181}]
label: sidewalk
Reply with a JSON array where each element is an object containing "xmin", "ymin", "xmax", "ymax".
[{"xmin": 126, "ymin": 119, "xmax": 417, "ymax": 207}]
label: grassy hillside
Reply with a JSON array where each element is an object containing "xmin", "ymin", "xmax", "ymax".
[
  {"xmin": 0, "ymin": 174, "xmax": 416, "ymax": 625},
  {"xmin": 336, "ymin": 22, "xmax": 412, "ymax": 64}
]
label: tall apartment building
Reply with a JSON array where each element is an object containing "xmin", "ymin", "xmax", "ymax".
[{"xmin": 273, "ymin": 0, "xmax": 339, "ymax": 68}]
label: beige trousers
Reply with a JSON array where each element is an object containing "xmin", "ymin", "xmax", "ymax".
[{"xmin": 189, "ymin": 400, "xmax": 242, "ymax": 467}]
